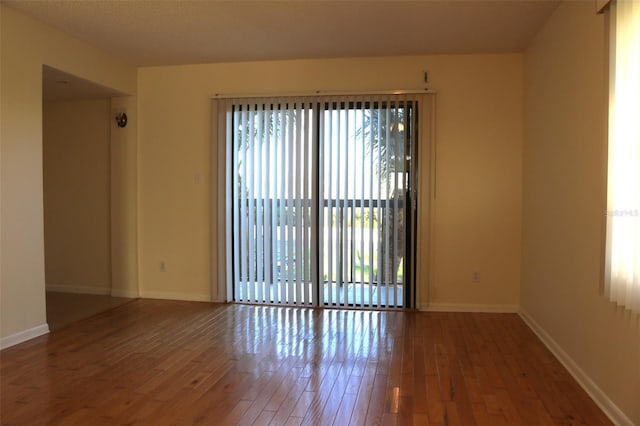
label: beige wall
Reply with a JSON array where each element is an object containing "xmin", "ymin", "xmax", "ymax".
[
  {"xmin": 110, "ymin": 95, "xmax": 139, "ymax": 299},
  {"xmin": 522, "ymin": 2, "xmax": 639, "ymax": 424},
  {"xmin": 0, "ymin": 5, "xmax": 137, "ymax": 342},
  {"xmin": 43, "ymin": 99, "xmax": 111, "ymax": 294},
  {"xmin": 138, "ymin": 54, "xmax": 523, "ymax": 307}
]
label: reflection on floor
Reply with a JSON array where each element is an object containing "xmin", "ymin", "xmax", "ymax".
[
  {"xmin": 1, "ymin": 301, "xmax": 613, "ymax": 425},
  {"xmin": 46, "ymin": 291, "xmax": 134, "ymax": 331}
]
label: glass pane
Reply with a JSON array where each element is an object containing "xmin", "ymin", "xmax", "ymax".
[
  {"xmin": 232, "ymin": 102, "xmax": 315, "ymax": 305},
  {"xmin": 319, "ymin": 101, "xmax": 411, "ymax": 308}
]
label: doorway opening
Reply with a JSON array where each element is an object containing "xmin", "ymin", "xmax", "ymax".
[{"xmin": 42, "ymin": 66, "xmax": 132, "ymax": 329}]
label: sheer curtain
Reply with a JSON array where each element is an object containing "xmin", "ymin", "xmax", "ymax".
[{"xmin": 605, "ymin": 0, "xmax": 640, "ymax": 314}]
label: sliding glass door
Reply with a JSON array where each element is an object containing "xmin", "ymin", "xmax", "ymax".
[
  {"xmin": 319, "ymin": 99, "xmax": 414, "ymax": 308},
  {"xmin": 225, "ymin": 95, "xmax": 421, "ymax": 309},
  {"xmin": 230, "ymin": 100, "xmax": 316, "ymax": 306}
]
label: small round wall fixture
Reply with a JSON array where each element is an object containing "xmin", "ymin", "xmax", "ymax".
[{"xmin": 115, "ymin": 112, "xmax": 128, "ymax": 128}]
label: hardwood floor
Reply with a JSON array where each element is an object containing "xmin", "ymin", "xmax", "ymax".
[
  {"xmin": 1, "ymin": 300, "xmax": 611, "ymax": 425},
  {"xmin": 46, "ymin": 291, "xmax": 134, "ymax": 331}
]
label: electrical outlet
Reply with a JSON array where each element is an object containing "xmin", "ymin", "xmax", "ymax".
[
  {"xmin": 472, "ymin": 271, "xmax": 480, "ymax": 283},
  {"xmin": 160, "ymin": 260, "xmax": 166, "ymax": 272}
]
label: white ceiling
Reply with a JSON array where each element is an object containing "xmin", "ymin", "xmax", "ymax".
[{"xmin": 4, "ymin": 0, "xmax": 561, "ymax": 67}]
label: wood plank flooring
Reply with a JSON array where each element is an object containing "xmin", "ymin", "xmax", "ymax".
[
  {"xmin": 46, "ymin": 291, "xmax": 134, "ymax": 331},
  {"xmin": 0, "ymin": 300, "xmax": 611, "ymax": 425}
]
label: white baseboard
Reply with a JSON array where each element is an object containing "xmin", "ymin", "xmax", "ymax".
[
  {"xmin": 46, "ymin": 285, "xmax": 111, "ymax": 295},
  {"xmin": 420, "ymin": 303, "xmax": 519, "ymax": 313},
  {"xmin": 518, "ymin": 308, "xmax": 632, "ymax": 426},
  {"xmin": 139, "ymin": 291, "xmax": 210, "ymax": 302},
  {"xmin": 110, "ymin": 288, "xmax": 139, "ymax": 298},
  {"xmin": 0, "ymin": 324, "xmax": 49, "ymax": 350}
]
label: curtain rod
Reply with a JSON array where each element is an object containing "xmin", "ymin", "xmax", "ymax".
[{"xmin": 210, "ymin": 88, "xmax": 436, "ymax": 100}]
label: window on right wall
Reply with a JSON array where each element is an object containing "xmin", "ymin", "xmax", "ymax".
[{"xmin": 604, "ymin": 0, "xmax": 640, "ymax": 314}]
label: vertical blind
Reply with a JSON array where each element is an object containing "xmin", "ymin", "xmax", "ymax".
[
  {"xmin": 228, "ymin": 98, "xmax": 317, "ymax": 305},
  {"xmin": 219, "ymin": 94, "xmax": 425, "ymax": 308},
  {"xmin": 605, "ymin": 0, "xmax": 640, "ymax": 314},
  {"xmin": 319, "ymin": 97, "xmax": 415, "ymax": 307}
]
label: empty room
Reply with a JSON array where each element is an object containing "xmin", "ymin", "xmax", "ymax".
[{"xmin": 1, "ymin": 1, "xmax": 638, "ymax": 425}]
